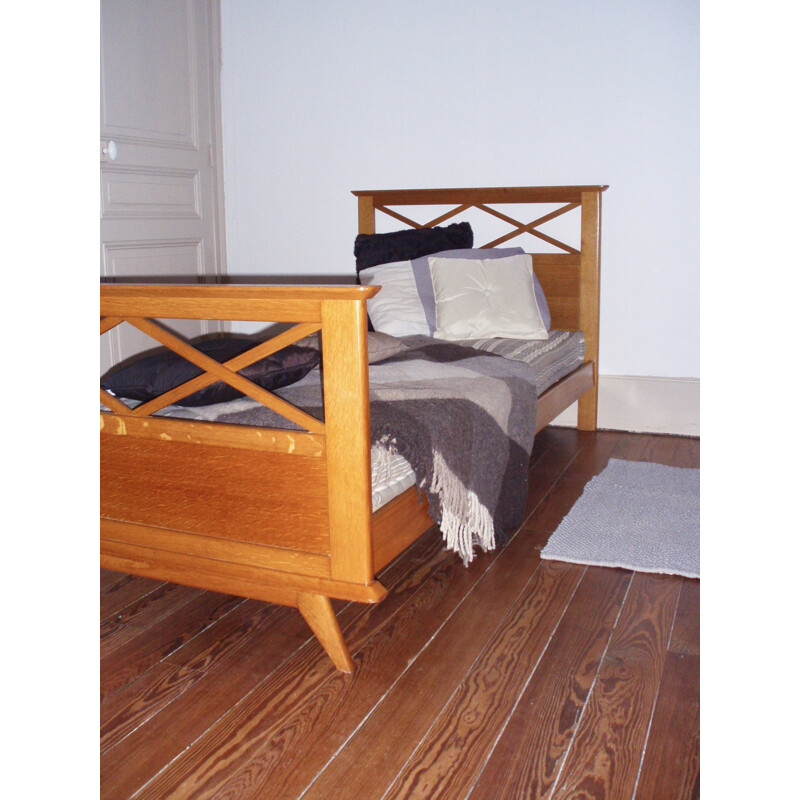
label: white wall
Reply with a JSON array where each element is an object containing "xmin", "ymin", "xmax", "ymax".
[{"xmin": 219, "ymin": 0, "xmax": 699, "ymax": 383}]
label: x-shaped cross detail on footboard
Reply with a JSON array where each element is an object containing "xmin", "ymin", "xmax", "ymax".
[{"xmin": 99, "ymin": 317, "xmax": 324, "ymax": 433}]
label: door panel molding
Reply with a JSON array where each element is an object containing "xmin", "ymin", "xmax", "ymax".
[{"xmin": 100, "ymin": 0, "xmax": 226, "ymax": 373}]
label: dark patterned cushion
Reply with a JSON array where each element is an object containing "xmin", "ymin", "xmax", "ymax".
[
  {"xmin": 354, "ymin": 222, "xmax": 473, "ymax": 272},
  {"xmin": 101, "ymin": 336, "xmax": 320, "ymax": 407}
]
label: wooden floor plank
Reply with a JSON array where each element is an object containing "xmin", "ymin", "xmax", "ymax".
[
  {"xmin": 100, "ymin": 571, "xmax": 166, "ymax": 621},
  {"xmin": 100, "ymin": 604, "xmax": 310, "ymax": 800},
  {"xmin": 100, "ymin": 600, "xmax": 278, "ymax": 754},
  {"xmin": 100, "ymin": 583, "xmax": 204, "ymax": 658},
  {"xmin": 135, "ymin": 535, "xmax": 526, "ymax": 800},
  {"xmin": 380, "ymin": 561, "xmax": 590, "ymax": 800},
  {"xmin": 633, "ymin": 651, "xmax": 700, "ymax": 800},
  {"xmin": 669, "ymin": 578, "xmax": 700, "ymax": 656},
  {"xmin": 549, "ymin": 572, "xmax": 682, "ymax": 800},
  {"xmin": 297, "ymin": 536, "xmax": 572, "ymax": 800},
  {"xmin": 101, "ymin": 567, "xmax": 129, "ymax": 592},
  {"xmin": 468, "ymin": 567, "xmax": 633, "ymax": 800},
  {"xmin": 100, "ymin": 590, "xmax": 241, "ymax": 701}
]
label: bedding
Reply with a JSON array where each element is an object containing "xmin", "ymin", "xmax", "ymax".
[
  {"xmin": 354, "ymin": 221, "xmax": 473, "ymax": 270},
  {"xmin": 358, "ymin": 262, "xmax": 430, "ymax": 336},
  {"xmin": 360, "ymin": 247, "xmax": 552, "ymax": 338},
  {"xmin": 171, "ymin": 328, "xmax": 584, "ymax": 560},
  {"xmin": 409, "ymin": 247, "xmax": 553, "ymax": 334},
  {"xmin": 203, "ymin": 337, "xmax": 539, "ymax": 564},
  {"xmin": 101, "ymin": 335, "xmax": 320, "ymax": 407},
  {"xmin": 296, "ymin": 330, "xmax": 410, "ymax": 364},
  {"xmin": 456, "ymin": 329, "xmax": 585, "ymax": 395},
  {"xmin": 430, "ymin": 254, "xmax": 550, "ymax": 341}
]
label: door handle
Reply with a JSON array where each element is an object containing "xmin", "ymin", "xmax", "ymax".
[{"xmin": 100, "ymin": 140, "xmax": 118, "ymax": 162}]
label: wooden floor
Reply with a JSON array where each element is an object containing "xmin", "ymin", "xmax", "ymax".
[{"xmin": 100, "ymin": 428, "xmax": 700, "ymax": 800}]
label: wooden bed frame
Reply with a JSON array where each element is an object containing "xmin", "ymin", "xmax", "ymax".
[{"xmin": 100, "ymin": 185, "xmax": 607, "ymax": 671}]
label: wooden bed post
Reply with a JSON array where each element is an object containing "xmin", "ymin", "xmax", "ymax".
[
  {"xmin": 320, "ymin": 297, "xmax": 375, "ymax": 587},
  {"xmin": 358, "ymin": 195, "xmax": 376, "ymax": 235},
  {"xmin": 578, "ymin": 189, "xmax": 602, "ymax": 431}
]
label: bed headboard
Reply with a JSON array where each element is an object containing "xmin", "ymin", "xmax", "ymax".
[{"xmin": 352, "ymin": 185, "xmax": 607, "ymax": 429}]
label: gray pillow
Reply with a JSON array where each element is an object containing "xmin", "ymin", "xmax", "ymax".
[
  {"xmin": 410, "ymin": 247, "xmax": 551, "ymax": 334},
  {"xmin": 366, "ymin": 332, "xmax": 410, "ymax": 363},
  {"xmin": 294, "ymin": 331, "xmax": 409, "ymax": 363}
]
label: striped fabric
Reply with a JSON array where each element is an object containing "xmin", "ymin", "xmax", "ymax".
[{"xmin": 454, "ymin": 330, "xmax": 585, "ymax": 395}]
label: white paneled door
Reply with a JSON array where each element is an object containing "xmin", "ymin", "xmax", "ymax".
[{"xmin": 100, "ymin": 0, "xmax": 226, "ymax": 371}]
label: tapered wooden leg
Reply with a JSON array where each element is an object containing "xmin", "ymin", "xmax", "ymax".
[{"xmin": 296, "ymin": 592, "xmax": 354, "ymax": 672}]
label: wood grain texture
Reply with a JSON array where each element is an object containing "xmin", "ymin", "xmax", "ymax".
[
  {"xmin": 101, "ymin": 435, "xmax": 331, "ymax": 553},
  {"xmin": 381, "ymin": 561, "xmax": 587, "ymax": 800},
  {"xmin": 100, "ymin": 582, "xmax": 203, "ymax": 658},
  {"xmin": 320, "ymin": 297, "xmax": 374, "ymax": 585},
  {"xmin": 101, "ymin": 519, "xmax": 332, "ymax": 580},
  {"xmin": 549, "ymin": 572, "xmax": 682, "ymax": 800},
  {"xmin": 100, "ymin": 283, "xmax": 378, "ymax": 321},
  {"xmin": 99, "ymin": 538, "xmax": 386, "ymax": 605},
  {"xmin": 633, "ymin": 651, "xmax": 700, "ymax": 800},
  {"xmin": 100, "ymin": 571, "xmax": 165, "ymax": 621},
  {"xmin": 577, "ymin": 189, "xmax": 602, "ymax": 431},
  {"xmin": 100, "ymin": 590, "xmax": 240, "ymax": 700},
  {"xmin": 297, "ymin": 592, "xmax": 354, "ymax": 672},
  {"xmin": 536, "ymin": 363, "xmax": 595, "ymax": 431},
  {"xmin": 205, "ymin": 560, "xmax": 491, "ymax": 800},
  {"xmin": 100, "ymin": 602, "xmax": 312, "ymax": 799},
  {"xmin": 100, "ymin": 413, "xmax": 326, "ymax": 457},
  {"xmin": 469, "ymin": 567, "xmax": 632, "ymax": 800},
  {"xmin": 669, "ymin": 577, "xmax": 700, "ymax": 656},
  {"xmin": 371, "ymin": 488, "xmax": 432, "ymax": 571},
  {"xmin": 299, "ymin": 534, "xmax": 567, "ymax": 800},
  {"xmin": 352, "ymin": 185, "xmax": 609, "ymax": 205}
]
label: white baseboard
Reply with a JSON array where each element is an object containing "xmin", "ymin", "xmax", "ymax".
[{"xmin": 551, "ymin": 374, "xmax": 700, "ymax": 437}]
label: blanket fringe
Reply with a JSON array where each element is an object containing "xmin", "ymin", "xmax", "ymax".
[
  {"xmin": 375, "ymin": 435, "xmax": 498, "ymax": 565},
  {"xmin": 430, "ymin": 450, "xmax": 496, "ymax": 565}
]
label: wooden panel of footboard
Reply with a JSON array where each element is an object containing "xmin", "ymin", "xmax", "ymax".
[{"xmin": 101, "ymin": 433, "xmax": 331, "ymax": 553}]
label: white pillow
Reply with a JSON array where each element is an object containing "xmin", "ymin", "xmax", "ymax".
[
  {"xmin": 429, "ymin": 254, "xmax": 549, "ymax": 341},
  {"xmin": 359, "ymin": 261, "xmax": 430, "ymax": 336}
]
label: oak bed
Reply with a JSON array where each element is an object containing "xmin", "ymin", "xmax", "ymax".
[{"xmin": 100, "ymin": 185, "xmax": 606, "ymax": 672}]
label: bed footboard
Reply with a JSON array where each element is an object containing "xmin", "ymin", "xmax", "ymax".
[{"xmin": 100, "ymin": 284, "xmax": 383, "ymax": 671}]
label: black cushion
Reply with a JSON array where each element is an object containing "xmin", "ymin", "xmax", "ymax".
[
  {"xmin": 353, "ymin": 221, "xmax": 473, "ymax": 272},
  {"xmin": 101, "ymin": 335, "xmax": 320, "ymax": 407}
]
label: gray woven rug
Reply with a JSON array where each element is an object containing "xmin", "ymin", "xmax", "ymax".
[{"xmin": 541, "ymin": 459, "xmax": 699, "ymax": 578}]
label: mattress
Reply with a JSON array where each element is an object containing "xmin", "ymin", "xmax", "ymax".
[{"xmin": 453, "ymin": 329, "xmax": 585, "ymax": 395}]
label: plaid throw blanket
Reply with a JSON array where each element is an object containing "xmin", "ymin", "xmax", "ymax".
[{"xmin": 216, "ymin": 336, "xmax": 539, "ymax": 564}]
